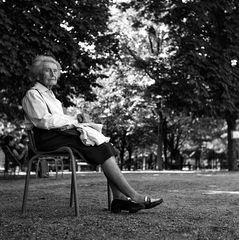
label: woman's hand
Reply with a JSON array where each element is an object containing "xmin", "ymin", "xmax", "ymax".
[
  {"xmin": 60, "ymin": 124, "xmax": 74, "ymax": 131},
  {"xmin": 77, "ymin": 113, "xmax": 84, "ymax": 123},
  {"xmin": 77, "ymin": 113, "xmax": 91, "ymax": 123}
]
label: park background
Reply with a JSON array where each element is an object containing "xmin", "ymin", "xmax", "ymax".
[
  {"xmin": 0, "ymin": 1, "xmax": 239, "ymax": 240},
  {"xmin": 1, "ymin": 0, "xmax": 239, "ymax": 172}
]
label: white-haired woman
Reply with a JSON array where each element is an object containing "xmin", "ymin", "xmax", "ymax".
[{"xmin": 22, "ymin": 55, "xmax": 163, "ymax": 213}]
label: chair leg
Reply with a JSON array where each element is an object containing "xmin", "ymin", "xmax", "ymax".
[
  {"xmin": 70, "ymin": 172, "xmax": 74, "ymax": 207},
  {"xmin": 55, "ymin": 159, "xmax": 58, "ymax": 179},
  {"xmin": 22, "ymin": 158, "xmax": 34, "ymax": 214},
  {"xmin": 36, "ymin": 159, "xmax": 40, "ymax": 178},
  {"xmin": 107, "ymin": 179, "xmax": 111, "ymax": 211},
  {"xmin": 13, "ymin": 167, "xmax": 16, "ymax": 177},
  {"xmin": 61, "ymin": 159, "xmax": 64, "ymax": 178},
  {"xmin": 69, "ymin": 152, "xmax": 79, "ymax": 216}
]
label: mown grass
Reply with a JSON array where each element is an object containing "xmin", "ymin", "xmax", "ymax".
[{"xmin": 0, "ymin": 171, "xmax": 239, "ymax": 240}]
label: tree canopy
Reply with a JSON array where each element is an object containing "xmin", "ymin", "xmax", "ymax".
[
  {"xmin": 0, "ymin": 0, "xmax": 118, "ymax": 119},
  {"xmin": 116, "ymin": 0, "xmax": 239, "ymax": 170},
  {"xmin": 1, "ymin": 0, "xmax": 239, "ymax": 170},
  {"xmin": 118, "ymin": 0, "xmax": 239, "ymax": 117}
]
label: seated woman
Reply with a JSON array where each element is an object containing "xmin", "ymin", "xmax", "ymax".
[
  {"xmin": 22, "ymin": 55, "xmax": 163, "ymax": 213},
  {"xmin": 2, "ymin": 135, "xmax": 28, "ymax": 171}
]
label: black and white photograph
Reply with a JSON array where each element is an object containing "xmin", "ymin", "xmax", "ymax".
[{"xmin": 0, "ymin": 0, "xmax": 239, "ymax": 239}]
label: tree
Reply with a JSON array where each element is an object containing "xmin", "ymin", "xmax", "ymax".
[
  {"xmin": 0, "ymin": 0, "xmax": 117, "ymax": 120},
  {"xmin": 87, "ymin": 65, "xmax": 159, "ymax": 170},
  {"xmin": 164, "ymin": 0, "xmax": 239, "ymax": 171},
  {"xmin": 117, "ymin": 0, "xmax": 239, "ymax": 170},
  {"xmin": 109, "ymin": 2, "xmax": 171, "ymax": 170}
]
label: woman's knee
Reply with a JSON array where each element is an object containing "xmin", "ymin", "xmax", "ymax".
[{"xmin": 102, "ymin": 156, "xmax": 118, "ymax": 168}]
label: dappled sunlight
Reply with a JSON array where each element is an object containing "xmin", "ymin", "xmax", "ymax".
[{"xmin": 203, "ymin": 190, "xmax": 239, "ymax": 195}]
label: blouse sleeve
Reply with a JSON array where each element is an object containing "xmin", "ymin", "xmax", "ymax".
[{"xmin": 22, "ymin": 90, "xmax": 78, "ymax": 129}]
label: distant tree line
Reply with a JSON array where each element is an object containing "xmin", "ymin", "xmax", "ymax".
[{"xmin": 0, "ymin": 0, "xmax": 239, "ymax": 170}]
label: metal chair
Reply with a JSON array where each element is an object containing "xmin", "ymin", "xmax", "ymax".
[
  {"xmin": 22, "ymin": 129, "xmax": 111, "ymax": 217},
  {"xmin": 35, "ymin": 155, "xmax": 64, "ymax": 179},
  {"xmin": 2, "ymin": 146, "xmax": 22, "ymax": 176}
]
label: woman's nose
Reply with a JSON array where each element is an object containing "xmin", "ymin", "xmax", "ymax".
[{"xmin": 50, "ymin": 69, "xmax": 56, "ymax": 76}]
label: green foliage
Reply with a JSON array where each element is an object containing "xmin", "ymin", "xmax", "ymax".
[
  {"xmin": 0, "ymin": 0, "xmax": 117, "ymax": 120},
  {"xmin": 118, "ymin": 0, "xmax": 239, "ymax": 118},
  {"xmin": 95, "ymin": 68, "xmax": 158, "ymax": 151},
  {"xmin": 164, "ymin": 0, "xmax": 239, "ymax": 117},
  {"xmin": 115, "ymin": 0, "xmax": 239, "ymax": 170}
]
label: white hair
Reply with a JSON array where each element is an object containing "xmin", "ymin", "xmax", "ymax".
[{"xmin": 29, "ymin": 55, "xmax": 62, "ymax": 81}]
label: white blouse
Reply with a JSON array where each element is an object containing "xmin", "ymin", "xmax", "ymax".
[{"xmin": 22, "ymin": 82, "xmax": 78, "ymax": 129}]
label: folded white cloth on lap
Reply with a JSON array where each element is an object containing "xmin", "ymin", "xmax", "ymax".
[{"xmin": 76, "ymin": 123, "xmax": 110, "ymax": 146}]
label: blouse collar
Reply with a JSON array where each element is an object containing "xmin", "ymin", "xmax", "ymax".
[{"xmin": 33, "ymin": 82, "xmax": 51, "ymax": 93}]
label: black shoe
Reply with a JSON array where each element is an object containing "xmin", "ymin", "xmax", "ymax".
[
  {"xmin": 111, "ymin": 199, "xmax": 145, "ymax": 213},
  {"xmin": 143, "ymin": 196, "xmax": 163, "ymax": 209}
]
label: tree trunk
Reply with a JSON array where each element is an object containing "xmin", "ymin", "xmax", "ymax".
[
  {"xmin": 226, "ymin": 115, "xmax": 238, "ymax": 171},
  {"xmin": 126, "ymin": 142, "xmax": 133, "ymax": 171},
  {"xmin": 157, "ymin": 132, "xmax": 163, "ymax": 170},
  {"xmin": 157, "ymin": 111, "xmax": 164, "ymax": 170},
  {"xmin": 119, "ymin": 130, "xmax": 127, "ymax": 170},
  {"xmin": 162, "ymin": 118, "xmax": 168, "ymax": 169}
]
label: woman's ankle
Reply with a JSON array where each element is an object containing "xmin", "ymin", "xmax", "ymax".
[
  {"xmin": 113, "ymin": 195, "xmax": 129, "ymax": 200},
  {"xmin": 131, "ymin": 193, "xmax": 145, "ymax": 203}
]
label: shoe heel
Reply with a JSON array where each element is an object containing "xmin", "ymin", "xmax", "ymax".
[
  {"xmin": 111, "ymin": 207, "xmax": 121, "ymax": 213},
  {"xmin": 112, "ymin": 208, "xmax": 121, "ymax": 213},
  {"xmin": 111, "ymin": 200, "xmax": 122, "ymax": 213}
]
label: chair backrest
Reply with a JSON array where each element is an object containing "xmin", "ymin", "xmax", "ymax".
[{"xmin": 26, "ymin": 129, "xmax": 38, "ymax": 154}]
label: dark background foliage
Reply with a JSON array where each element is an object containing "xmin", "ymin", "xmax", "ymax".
[{"xmin": 0, "ymin": 0, "xmax": 118, "ymax": 120}]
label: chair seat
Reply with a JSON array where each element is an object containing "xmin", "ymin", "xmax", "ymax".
[{"xmin": 22, "ymin": 129, "xmax": 111, "ymax": 217}]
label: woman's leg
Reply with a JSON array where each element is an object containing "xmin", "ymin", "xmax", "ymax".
[
  {"xmin": 108, "ymin": 180, "xmax": 128, "ymax": 200},
  {"xmin": 101, "ymin": 156, "xmax": 145, "ymax": 203}
]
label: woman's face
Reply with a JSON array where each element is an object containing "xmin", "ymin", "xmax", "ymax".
[{"xmin": 40, "ymin": 62, "xmax": 59, "ymax": 88}]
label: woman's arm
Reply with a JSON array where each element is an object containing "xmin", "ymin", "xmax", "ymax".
[{"xmin": 22, "ymin": 90, "xmax": 78, "ymax": 129}]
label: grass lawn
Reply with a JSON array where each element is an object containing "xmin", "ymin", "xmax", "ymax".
[{"xmin": 0, "ymin": 170, "xmax": 239, "ymax": 240}]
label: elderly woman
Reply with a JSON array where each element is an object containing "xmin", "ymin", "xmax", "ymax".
[{"xmin": 22, "ymin": 55, "xmax": 163, "ymax": 213}]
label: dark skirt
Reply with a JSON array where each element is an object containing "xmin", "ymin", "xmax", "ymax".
[{"xmin": 33, "ymin": 127, "xmax": 117, "ymax": 166}]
